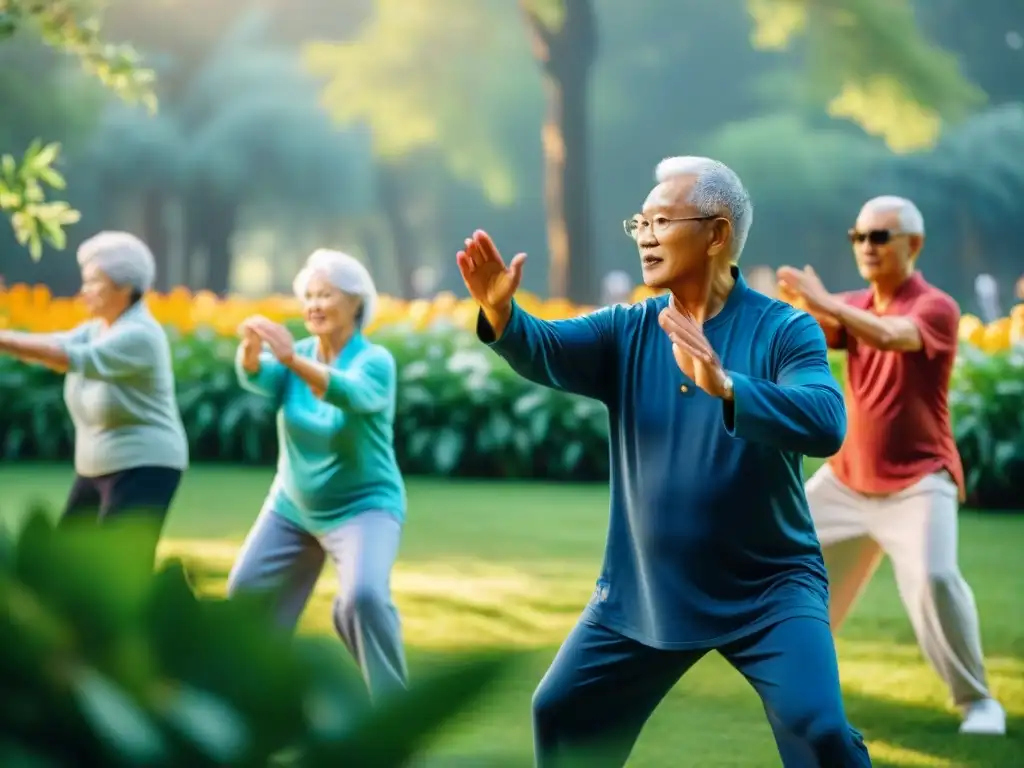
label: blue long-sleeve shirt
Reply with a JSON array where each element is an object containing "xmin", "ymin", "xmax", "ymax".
[
  {"xmin": 236, "ymin": 334, "xmax": 406, "ymax": 534},
  {"xmin": 479, "ymin": 270, "xmax": 846, "ymax": 649}
]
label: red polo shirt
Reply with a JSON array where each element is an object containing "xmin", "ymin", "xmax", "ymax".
[{"xmin": 827, "ymin": 272, "xmax": 965, "ymax": 500}]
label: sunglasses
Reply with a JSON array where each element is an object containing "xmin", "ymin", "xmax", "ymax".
[{"xmin": 847, "ymin": 229, "xmax": 908, "ymax": 245}]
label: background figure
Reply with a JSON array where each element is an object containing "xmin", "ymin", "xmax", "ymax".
[
  {"xmin": 457, "ymin": 157, "xmax": 870, "ymax": 767},
  {"xmin": 778, "ymin": 196, "xmax": 1005, "ymax": 736},
  {"xmin": 744, "ymin": 265, "xmax": 779, "ymax": 298},
  {"xmin": 601, "ymin": 270, "xmax": 634, "ymax": 305},
  {"xmin": 973, "ymin": 273, "xmax": 1001, "ymax": 323},
  {"xmin": 0, "ymin": 231, "xmax": 187, "ymax": 564},
  {"xmin": 227, "ymin": 249, "xmax": 408, "ymax": 702}
]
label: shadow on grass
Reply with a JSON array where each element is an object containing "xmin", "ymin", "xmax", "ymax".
[
  {"xmin": 844, "ymin": 689, "xmax": 1022, "ymax": 768},
  {"xmin": 169, "ymin": 543, "xmax": 1022, "ymax": 768}
]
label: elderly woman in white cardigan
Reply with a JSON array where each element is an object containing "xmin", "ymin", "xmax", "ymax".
[{"xmin": 0, "ymin": 231, "xmax": 188, "ymax": 562}]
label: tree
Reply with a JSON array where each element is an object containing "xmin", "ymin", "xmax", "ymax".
[
  {"xmin": 83, "ymin": 10, "xmax": 377, "ymax": 294},
  {"xmin": 305, "ymin": 0, "xmax": 535, "ymax": 298},
  {"xmin": 877, "ymin": 104, "xmax": 1024, "ymax": 288},
  {"xmin": 0, "ymin": 0, "xmax": 154, "ymax": 259},
  {"xmin": 521, "ymin": 0, "xmax": 597, "ymax": 302},
  {"xmin": 746, "ymin": 0, "xmax": 984, "ymax": 152},
  {"xmin": 703, "ymin": 112, "xmax": 883, "ymax": 286},
  {"xmin": 312, "ymin": 0, "xmax": 983, "ymax": 303}
]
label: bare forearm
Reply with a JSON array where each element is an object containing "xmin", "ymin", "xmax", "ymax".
[
  {"xmin": 804, "ymin": 309, "xmax": 844, "ymax": 348},
  {"xmin": 239, "ymin": 343, "xmax": 262, "ymax": 374},
  {"xmin": 824, "ymin": 298, "xmax": 918, "ymax": 351},
  {"xmin": 284, "ymin": 355, "xmax": 330, "ymax": 398},
  {"xmin": 0, "ymin": 333, "xmax": 70, "ymax": 372}
]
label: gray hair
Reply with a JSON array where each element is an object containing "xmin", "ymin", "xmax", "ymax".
[
  {"xmin": 77, "ymin": 231, "xmax": 156, "ymax": 294},
  {"xmin": 654, "ymin": 156, "xmax": 754, "ymax": 260},
  {"xmin": 860, "ymin": 195, "xmax": 925, "ymax": 236},
  {"xmin": 293, "ymin": 249, "xmax": 378, "ymax": 331}
]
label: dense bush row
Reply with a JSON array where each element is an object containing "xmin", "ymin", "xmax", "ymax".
[{"xmin": 0, "ymin": 324, "xmax": 1021, "ymax": 509}]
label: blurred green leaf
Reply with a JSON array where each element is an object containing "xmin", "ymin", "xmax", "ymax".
[
  {"xmin": 1, "ymin": 506, "xmax": 520, "ymax": 766},
  {"xmin": 71, "ymin": 668, "xmax": 166, "ymax": 763},
  {"xmin": 303, "ymin": 652, "xmax": 519, "ymax": 765}
]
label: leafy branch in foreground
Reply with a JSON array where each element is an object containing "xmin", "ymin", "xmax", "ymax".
[
  {"xmin": 0, "ymin": 141, "xmax": 81, "ymax": 259},
  {"xmin": 0, "ymin": 0, "xmax": 157, "ymax": 258},
  {"xmin": 0, "ymin": 508, "xmax": 520, "ymax": 766}
]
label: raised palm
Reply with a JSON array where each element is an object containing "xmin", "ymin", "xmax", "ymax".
[{"xmin": 456, "ymin": 230, "xmax": 526, "ymax": 310}]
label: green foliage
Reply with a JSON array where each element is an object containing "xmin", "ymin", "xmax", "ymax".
[
  {"xmin": 0, "ymin": 140, "xmax": 81, "ymax": 259},
  {"xmin": 0, "ymin": 0, "xmax": 155, "ymax": 258},
  {"xmin": 84, "ymin": 10, "xmax": 377, "ymax": 245},
  {"xmin": 746, "ymin": 0, "xmax": 985, "ymax": 152},
  {"xmin": 949, "ymin": 346, "xmax": 1024, "ymax": 511},
  {"xmin": 0, "ymin": 325, "xmax": 1020, "ymax": 509},
  {"xmin": 0, "ymin": 509, "xmax": 517, "ymax": 766},
  {"xmin": 0, "ymin": 0, "xmax": 155, "ymax": 109},
  {"xmin": 305, "ymin": 0, "xmax": 534, "ymax": 206}
]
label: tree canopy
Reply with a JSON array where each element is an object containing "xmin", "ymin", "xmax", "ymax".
[{"xmin": 0, "ymin": 0, "xmax": 154, "ymax": 258}]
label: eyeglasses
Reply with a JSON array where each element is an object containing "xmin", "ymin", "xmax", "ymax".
[
  {"xmin": 623, "ymin": 215, "xmax": 716, "ymax": 240},
  {"xmin": 847, "ymin": 229, "xmax": 909, "ymax": 245}
]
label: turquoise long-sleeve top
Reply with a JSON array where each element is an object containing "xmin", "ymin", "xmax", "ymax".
[
  {"xmin": 236, "ymin": 333, "xmax": 406, "ymax": 534},
  {"xmin": 479, "ymin": 269, "xmax": 846, "ymax": 649}
]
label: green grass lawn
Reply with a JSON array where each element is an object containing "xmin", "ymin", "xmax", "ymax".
[{"xmin": 1, "ymin": 463, "xmax": 1021, "ymax": 767}]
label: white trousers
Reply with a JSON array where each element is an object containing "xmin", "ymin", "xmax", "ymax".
[{"xmin": 807, "ymin": 465, "xmax": 990, "ymax": 706}]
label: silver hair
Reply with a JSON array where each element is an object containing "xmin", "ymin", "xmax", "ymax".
[
  {"xmin": 292, "ymin": 249, "xmax": 378, "ymax": 331},
  {"xmin": 77, "ymin": 231, "xmax": 156, "ymax": 293},
  {"xmin": 654, "ymin": 156, "xmax": 754, "ymax": 260},
  {"xmin": 860, "ymin": 195, "xmax": 925, "ymax": 235}
]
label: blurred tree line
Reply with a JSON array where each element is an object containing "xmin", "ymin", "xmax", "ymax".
[{"xmin": 1, "ymin": 0, "xmax": 1022, "ymax": 308}]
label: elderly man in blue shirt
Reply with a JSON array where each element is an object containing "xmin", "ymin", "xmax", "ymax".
[{"xmin": 457, "ymin": 157, "xmax": 872, "ymax": 767}]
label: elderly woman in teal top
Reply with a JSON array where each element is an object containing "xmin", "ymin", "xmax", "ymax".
[{"xmin": 229, "ymin": 248, "xmax": 407, "ymax": 701}]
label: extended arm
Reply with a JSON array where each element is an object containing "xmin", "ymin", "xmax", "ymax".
[
  {"xmin": 810, "ymin": 311, "xmax": 847, "ymax": 350},
  {"xmin": 725, "ymin": 312, "xmax": 846, "ymax": 457},
  {"xmin": 317, "ymin": 348, "xmax": 394, "ymax": 414},
  {"xmin": 823, "ymin": 298, "xmax": 920, "ymax": 351},
  {"xmin": 0, "ymin": 326, "xmax": 152, "ymax": 379},
  {"xmin": 266, "ymin": 346, "xmax": 393, "ymax": 414},
  {"xmin": 822, "ymin": 293, "xmax": 957, "ymax": 356},
  {"xmin": 478, "ymin": 301, "xmax": 617, "ymax": 402},
  {"xmin": 0, "ymin": 328, "xmax": 85, "ymax": 372},
  {"xmin": 235, "ymin": 344, "xmax": 288, "ymax": 400}
]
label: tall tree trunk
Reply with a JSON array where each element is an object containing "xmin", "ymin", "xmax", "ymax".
[
  {"xmin": 377, "ymin": 163, "xmax": 417, "ymax": 299},
  {"xmin": 141, "ymin": 191, "xmax": 172, "ymax": 292},
  {"xmin": 183, "ymin": 191, "xmax": 238, "ymax": 295},
  {"xmin": 522, "ymin": 0, "xmax": 597, "ymax": 303}
]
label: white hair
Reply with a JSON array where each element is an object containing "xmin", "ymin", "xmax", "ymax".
[
  {"xmin": 655, "ymin": 156, "xmax": 753, "ymax": 260},
  {"xmin": 77, "ymin": 231, "xmax": 156, "ymax": 294},
  {"xmin": 860, "ymin": 196, "xmax": 925, "ymax": 235},
  {"xmin": 292, "ymin": 249, "xmax": 378, "ymax": 331}
]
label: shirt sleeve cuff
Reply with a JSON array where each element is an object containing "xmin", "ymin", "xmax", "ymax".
[
  {"xmin": 476, "ymin": 301, "xmax": 522, "ymax": 347},
  {"xmin": 322, "ymin": 370, "xmax": 351, "ymax": 405},
  {"xmin": 722, "ymin": 371, "xmax": 754, "ymax": 438},
  {"xmin": 60, "ymin": 340, "xmax": 86, "ymax": 373}
]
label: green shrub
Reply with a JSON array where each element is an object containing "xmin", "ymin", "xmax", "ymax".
[
  {"xmin": 0, "ymin": 325, "xmax": 1020, "ymax": 509},
  {"xmin": 0, "ymin": 508, "xmax": 517, "ymax": 767}
]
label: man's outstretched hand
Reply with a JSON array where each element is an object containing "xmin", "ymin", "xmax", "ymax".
[{"xmin": 456, "ymin": 230, "xmax": 527, "ymax": 337}]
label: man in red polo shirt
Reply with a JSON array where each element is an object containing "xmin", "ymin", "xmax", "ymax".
[{"xmin": 777, "ymin": 195, "xmax": 1005, "ymax": 736}]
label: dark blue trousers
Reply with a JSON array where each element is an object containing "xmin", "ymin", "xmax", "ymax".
[
  {"xmin": 60, "ymin": 465, "xmax": 182, "ymax": 567},
  {"xmin": 532, "ymin": 616, "xmax": 872, "ymax": 767}
]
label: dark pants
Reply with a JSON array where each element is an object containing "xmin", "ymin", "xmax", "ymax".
[
  {"xmin": 61, "ymin": 466, "xmax": 182, "ymax": 566},
  {"xmin": 532, "ymin": 617, "xmax": 872, "ymax": 767}
]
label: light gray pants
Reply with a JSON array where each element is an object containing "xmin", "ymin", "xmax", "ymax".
[
  {"xmin": 807, "ymin": 465, "xmax": 990, "ymax": 706},
  {"xmin": 227, "ymin": 508, "xmax": 408, "ymax": 702}
]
